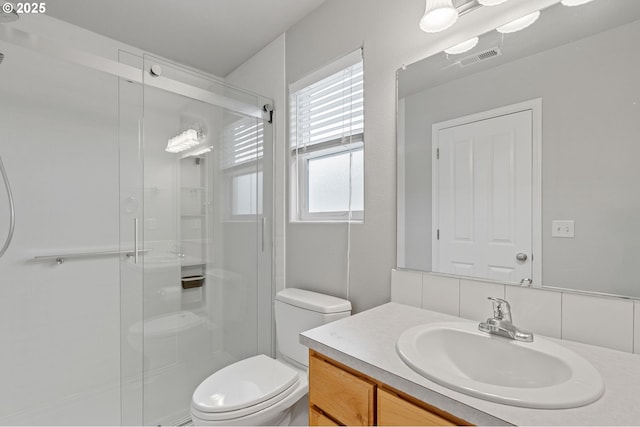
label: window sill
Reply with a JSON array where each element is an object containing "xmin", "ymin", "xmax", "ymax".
[{"xmin": 288, "ymin": 219, "xmax": 364, "ymax": 225}]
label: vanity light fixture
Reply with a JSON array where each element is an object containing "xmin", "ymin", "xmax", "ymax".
[
  {"xmin": 444, "ymin": 37, "xmax": 479, "ymax": 55},
  {"xmin": 496, "ymin": 10, "xmax": 540, "ymax": 34},
  {"xmin": 478, "ymin": 0, "xmax": 509, "ymax": 6},
  {"xmin": 420, "ymin": 0, "xmax": 459, "ymax": 33},
  {"xmin": 561, "ymin": 0, "xmax": 594, "ymax": 6},
  {"xmin": 166, "ymin": 128, "xmax": 200, "ymax": 153}
]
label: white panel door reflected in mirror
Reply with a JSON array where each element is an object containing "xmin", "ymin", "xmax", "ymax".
[{"xmin": 432, "ymin": 105, "xmax": 536, "ymax": 284}]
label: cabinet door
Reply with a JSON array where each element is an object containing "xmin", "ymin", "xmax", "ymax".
[
  {"xmin": 377, "ymin": 388, "xmax": 457, "ymax": 426},
  {"xmin": 309, "ymin": 353, "xmax": 375, "ymax": 426},
  {"xmin": 309, "ymin": 407, "xmax": 340, "ymax": 426}
]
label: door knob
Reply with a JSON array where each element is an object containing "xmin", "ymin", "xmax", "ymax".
[{"xmin": 516, "ymin": 252, "xmax": 528, "ymax": 262}]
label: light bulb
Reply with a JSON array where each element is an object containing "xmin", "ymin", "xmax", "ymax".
[
  {"xmin": 444, "ymin": 37, "xmax": 479, "ymax": 55},
  {"xmin": 496, "ymin": 11, "xmax": 540, "ymax": 34},
  {"xmin": 420, "ymin": 0, "xmax": 459, "ymax": 33},
  {"xmin": 166, "ymin": 129, "xmax": 200, "ymax": 153}
]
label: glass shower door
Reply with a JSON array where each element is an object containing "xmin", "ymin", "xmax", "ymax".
[
  {"xmin": 0, "ymin": 37, "xmax": 125, "ymax": 426},
  {"xmin": 118, "ymin": 55, "xmax": 273, "ymax": 426}
]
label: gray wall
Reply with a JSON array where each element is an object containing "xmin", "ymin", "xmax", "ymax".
[
  {"xmin": 282, "ymin": 0, "xmax": 558, "ymax": 313},
  {"xmin": 401, "ymin": 19, "xmax": 640, "ymax": 296},
  {"xmin": 285, "ymin": 0, "xmax": 408, "ymax": 313},
  {"xmin": 399, "ymin": 98, "xmax": 433, "ymax": 271}
]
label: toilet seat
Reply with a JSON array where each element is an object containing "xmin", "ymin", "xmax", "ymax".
[{"xmin": 191, "ymin": 355, "xmax": 302, "ymax": 421}]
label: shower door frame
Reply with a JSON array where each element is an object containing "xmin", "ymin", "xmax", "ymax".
[{"xmin": 0, "ymin": 26, "xmax": 269, "ymax": 122}]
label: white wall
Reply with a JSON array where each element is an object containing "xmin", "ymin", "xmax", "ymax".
[{"xmin": 283, "ymin": 0, "xmax": 559, "ymax": 313}]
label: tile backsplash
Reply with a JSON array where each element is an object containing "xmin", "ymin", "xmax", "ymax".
[
  {"xmin": 390, "ymin": 270, "xmax": 423, "ymax": 307},
  {"xmin": 505, "ymin": 285, "xmax": 561, "ymax": 339},
  {"xmin": 421, "ymin": 274, "xmax": 459, "ymax": 317},
  {"xmin": 561, "ymin": 292, "xmax": 633, "ymax": 352},
  {"xmin": 391, "ymin": 269, "xmax": 639, "ymax": 355},
  {"xmin": 459, "ymin": 280, "xmax": 505, "ymax": 323}
]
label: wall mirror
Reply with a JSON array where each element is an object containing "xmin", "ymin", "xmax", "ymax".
[{"xmin": 397, "ymin": 0, "xmax": 640, "ymax": 298}]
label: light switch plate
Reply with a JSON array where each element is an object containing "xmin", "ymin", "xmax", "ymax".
[{"xmin": 552, "ymin": 220, "xmax": 574, "ymax": 238}]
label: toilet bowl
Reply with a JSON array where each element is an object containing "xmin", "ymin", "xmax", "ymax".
[
  {"xmin": 191, "ymin": 288, "xmax": 351, "ymax": 426},
  {"xmin": 191, "ymin": 355, "xmax": 308, "ymax": 426}
]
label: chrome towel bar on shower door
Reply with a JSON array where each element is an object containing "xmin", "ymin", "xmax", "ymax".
[{"xmin": 33, "ymin": 249, "xmax": 151, "ymax": 265}]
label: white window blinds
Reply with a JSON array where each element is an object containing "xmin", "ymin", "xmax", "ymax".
[
  {"xmin": 290, "ymin": 51, "xmax": 363, "ymax": 151},
  {"xmin": 222, "ymin": 117, "xmax": 264, "ymax": 169}
]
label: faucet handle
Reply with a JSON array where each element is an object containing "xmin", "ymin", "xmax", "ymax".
[{"xmin": 488, "ymin": 297, "xmax": 512, "ymax": 322}]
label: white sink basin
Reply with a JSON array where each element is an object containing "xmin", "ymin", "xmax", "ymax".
[{"xmin": 396, "ymin": 322, "xmax": 604, "ymax": 409}]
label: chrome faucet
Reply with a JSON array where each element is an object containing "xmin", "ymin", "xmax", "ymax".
[{"xmin": 478, "ymin": 297, "xmax": 534, "ymax": 342}]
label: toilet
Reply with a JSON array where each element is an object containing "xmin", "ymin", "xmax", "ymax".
[{"xmin": 190, "ymin": 288, "xmax": 352, "ymax": 426}]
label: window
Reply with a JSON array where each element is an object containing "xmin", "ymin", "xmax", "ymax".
[
  {"xmin": 223, "ymin": 115, "xmax": 264, "ymax": 219},
  {"xmin": 229, "ymin": 169, "xmax": 263, "ymax": 216},
  {"xmin": 290, "ymin": 49, "xmax": 364, "ymax": 221}
]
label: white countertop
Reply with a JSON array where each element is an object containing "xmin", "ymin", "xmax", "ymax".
[{"xmin": 300, "ymin": 302, "xmax": 640, "ymax": 426}]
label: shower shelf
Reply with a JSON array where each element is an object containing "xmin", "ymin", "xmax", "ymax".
[{"xmin": 182, "ymin": 260, "xmax": 206, "ymax": 268}]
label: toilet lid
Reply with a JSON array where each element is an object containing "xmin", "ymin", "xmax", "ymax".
[{"xmin": 192, "ymin": 355, "xmax": 299, "ymax": 413}]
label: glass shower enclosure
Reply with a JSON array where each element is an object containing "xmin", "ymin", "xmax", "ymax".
[
  {"xmin": 0, "ymin": 25, "xmax": 273, "ymax": 426},
  {"xmin": 120, "ymin": 54, "xmax": 274, "ymax": 426}
]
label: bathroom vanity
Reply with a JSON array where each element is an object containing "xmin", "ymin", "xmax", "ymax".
[
  {"xmin": 301, "ymin": 303, "xmax": 640, "ymax": 426},
  {"xmin": 308, "ymin": 349, "xmax": 470, "ymax": 426}
]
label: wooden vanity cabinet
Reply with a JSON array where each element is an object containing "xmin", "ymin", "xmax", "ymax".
[
  {"xmin": 310, "ymin": 407, "xmax": 340, "ymax": 426},
  {"xmin": 309, "ymin": 351, "xmax": 375, "ymax": 425},
  {"xmin": 377, "ymin": 388, "xmax": 459, "ymax": 426},
  {"xmin": 308, "ymin": 350, "xmax": 471, "ymax": 426}
]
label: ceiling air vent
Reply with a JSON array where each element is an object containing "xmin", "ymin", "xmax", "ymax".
[{"xmin": 458, "ymin": 46, "xmax": 503, "ymax": 67}]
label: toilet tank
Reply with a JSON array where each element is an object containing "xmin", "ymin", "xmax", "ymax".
[{"xmin": 275, "ymin": 288, "xmax": 351, "ymax": 368}]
